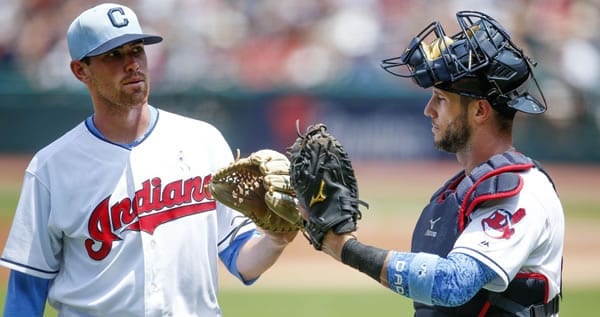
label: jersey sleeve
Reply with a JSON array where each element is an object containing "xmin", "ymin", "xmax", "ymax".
[
  {"xmin": 0, "ymin": 170, "xmax": 62, "ymax": 279},
  {"xmin": 449, "ymin": 194, "xmax": 548, "ymax": 292},
  {"xmin": 203, "ymin": 123, "xmax": 257, "ymax": 252}
]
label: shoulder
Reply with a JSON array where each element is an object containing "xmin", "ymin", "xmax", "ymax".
[
  {"xmin": 156, "ymin": 109, "xmax": 223, "ymax": 137},
  {"xmin": 519, "ymin": 168, "xmax": 562, "ymax": 210},
  {"xmin": 521, "ymin": 167, "xmax": 555, "ymax": 190},
  {"xmin": 27, "ymin": 122, "xmax": 89, "ymax": 173},
  {"xmin": 474, "ymin": 167, "xmax": 562, "ymax": 224},
  {"xmin": 154, "ymin": 108, "xmax": 233, "ymax": 165}
]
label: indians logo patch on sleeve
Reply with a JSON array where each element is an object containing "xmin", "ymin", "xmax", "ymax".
[{"xmin": 481, "ymin": 208, "xmax": 526, "ymax": 239}]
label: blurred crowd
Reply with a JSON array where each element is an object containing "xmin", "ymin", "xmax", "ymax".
[{"xmin": 0, "ymin": 0, "xmax": 598, "ymax": 124}]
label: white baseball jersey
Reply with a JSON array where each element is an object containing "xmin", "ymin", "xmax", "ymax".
[
  {"xmin": 1, "ymin": 108, "xmax": 255, "ymax": 316},
  {"xmin": 450, "ymin": 168, "xmax": 564, "ymax": 300}
]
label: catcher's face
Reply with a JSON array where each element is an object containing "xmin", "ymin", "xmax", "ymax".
[
  {"xmin": 73, "ymin": 41, "xmax": 150, "ymax": 110},
  {"xmin": 424, "ymin": 88, "xmax": 471, "ymax": 153}
]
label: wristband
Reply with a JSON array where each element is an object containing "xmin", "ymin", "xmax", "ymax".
[{"xmin": 340, "ymin": 238, "xmax": 388, "ymax": 282}]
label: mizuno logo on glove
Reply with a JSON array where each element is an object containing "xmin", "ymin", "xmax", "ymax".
[{"xmin": 310, "ymin": 179, "xmax": 327, "ymax": 207}]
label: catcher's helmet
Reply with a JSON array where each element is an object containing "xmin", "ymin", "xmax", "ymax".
[{"xmin": 381, "ymin": 11, "xmax": 547, "ymax": 114}]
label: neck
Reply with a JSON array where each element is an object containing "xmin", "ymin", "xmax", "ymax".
[
  {"xmin": 92, "ymin": 103, "xmax": 150, "ymax": 144},
  {"xmin": 457, "ymin": 139, "xmax": 515, "ymax": 175}
]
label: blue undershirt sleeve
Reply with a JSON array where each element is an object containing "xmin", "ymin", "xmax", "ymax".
[
  {"xmin": 3, "ymin": 270, "xmax": 50, "ymax": 317},
  {"xmin": 218, "ymin": 229, "xmax": 259, "ymax": 285},
  {"xmin": 386, "ymin": 252, "xmax": 498, "ymax": 306}
]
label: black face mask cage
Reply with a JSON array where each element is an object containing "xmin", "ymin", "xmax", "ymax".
[
  {"xmin": 381, "ymin": 10, "xmax": 548, "ymax": 114},
  {"xmin": 381, "ymin": 21, "xmax": 452, "ymax": 87},
  {"xmin": 381, "ymin": 11, "xmax": 506, "ymax": 86}
]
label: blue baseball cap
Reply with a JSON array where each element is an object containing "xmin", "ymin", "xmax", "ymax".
[{"xmin": 67, "ymin": 3, "xmax": 162, "ymax": 61}]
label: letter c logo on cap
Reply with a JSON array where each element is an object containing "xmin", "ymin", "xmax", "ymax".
[{"xmin": 107, "ymin": 7, "xmax": 129, "ymax": 28}]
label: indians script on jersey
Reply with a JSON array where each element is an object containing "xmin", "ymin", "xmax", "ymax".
[{"xmin": 86, "ymin": 175, "xmax": 215, "ymax": 260}]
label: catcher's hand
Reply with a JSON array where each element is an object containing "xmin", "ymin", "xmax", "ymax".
[
  {"xmin": 288, "ymin": 122, "xmax": 368, "ymax": 250},
  {"xmin": 208, "ymin": 149, "xmax": 303, "ymax": 233}
]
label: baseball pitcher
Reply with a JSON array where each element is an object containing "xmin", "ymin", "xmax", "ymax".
[{"xmin": 0, "ymin": 3, "xmax": 298, "ymax": 316}]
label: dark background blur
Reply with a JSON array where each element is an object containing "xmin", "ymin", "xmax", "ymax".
[{"xmin": 0, "ymin": 0, "xmax": 598, "ymax": 162}]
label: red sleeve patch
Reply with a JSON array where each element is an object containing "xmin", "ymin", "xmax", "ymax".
[{"xmin": 481, "ymin": 208, "xmax": 526, "ymax": 239}]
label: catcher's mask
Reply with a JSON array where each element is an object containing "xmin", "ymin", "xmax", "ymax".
[{"xmin": 381, "ymin": 11, "xmax": 547, "ymax": 114}]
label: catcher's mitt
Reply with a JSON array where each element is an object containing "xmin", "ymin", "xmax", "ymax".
[
  {"xmin": 288, "ymin": 122, "xmax": 368, "ymax": 250},
  {"xmin": 208, "ymin": 149, "xmax": 303, "ymax": 233}
]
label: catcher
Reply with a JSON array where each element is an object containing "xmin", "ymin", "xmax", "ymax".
[{"xmin": 288, "ymin": 11, "xmax": 563, "ymax": 317}]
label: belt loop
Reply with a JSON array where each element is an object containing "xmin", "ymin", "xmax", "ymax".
[
  {"xmin": 531, "ymin": 305, "xmax": 545, "ymax": 317},
  {"xmin": 529, "ymin": 296, "xmax": 560, "ymax": 317}
]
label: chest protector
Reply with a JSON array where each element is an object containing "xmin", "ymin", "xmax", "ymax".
[{"xmin": 411, "ymin": 152, "xmax": 557, "ymax": 317}]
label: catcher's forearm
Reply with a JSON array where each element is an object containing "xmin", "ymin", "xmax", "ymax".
[
  {"xmin": 338, "ymin": 239, "xmax": 440, "ymax": 304},
  {"xmin": 339, "ymin": 243, "xmax": 494, "ymax": 306}
]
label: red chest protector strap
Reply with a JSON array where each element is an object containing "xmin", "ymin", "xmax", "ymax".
[{"xmin": 456, "ymin": 152, "xmax": 534, "ymax": 232}]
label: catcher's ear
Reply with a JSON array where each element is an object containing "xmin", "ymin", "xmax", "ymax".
[{"xmin": 472, "ymin": 99, "xmax": 493, "ymax": 124}]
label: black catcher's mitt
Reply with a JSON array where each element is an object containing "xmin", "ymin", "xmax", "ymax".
[{"xmin": 287, "ymin": 122, "xmax": 368, "ymax": 250}]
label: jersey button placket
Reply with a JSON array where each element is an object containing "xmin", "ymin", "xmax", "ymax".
[{"xmin": 144, "ymin": 235, "xmax": 163, "ymax": 313}]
